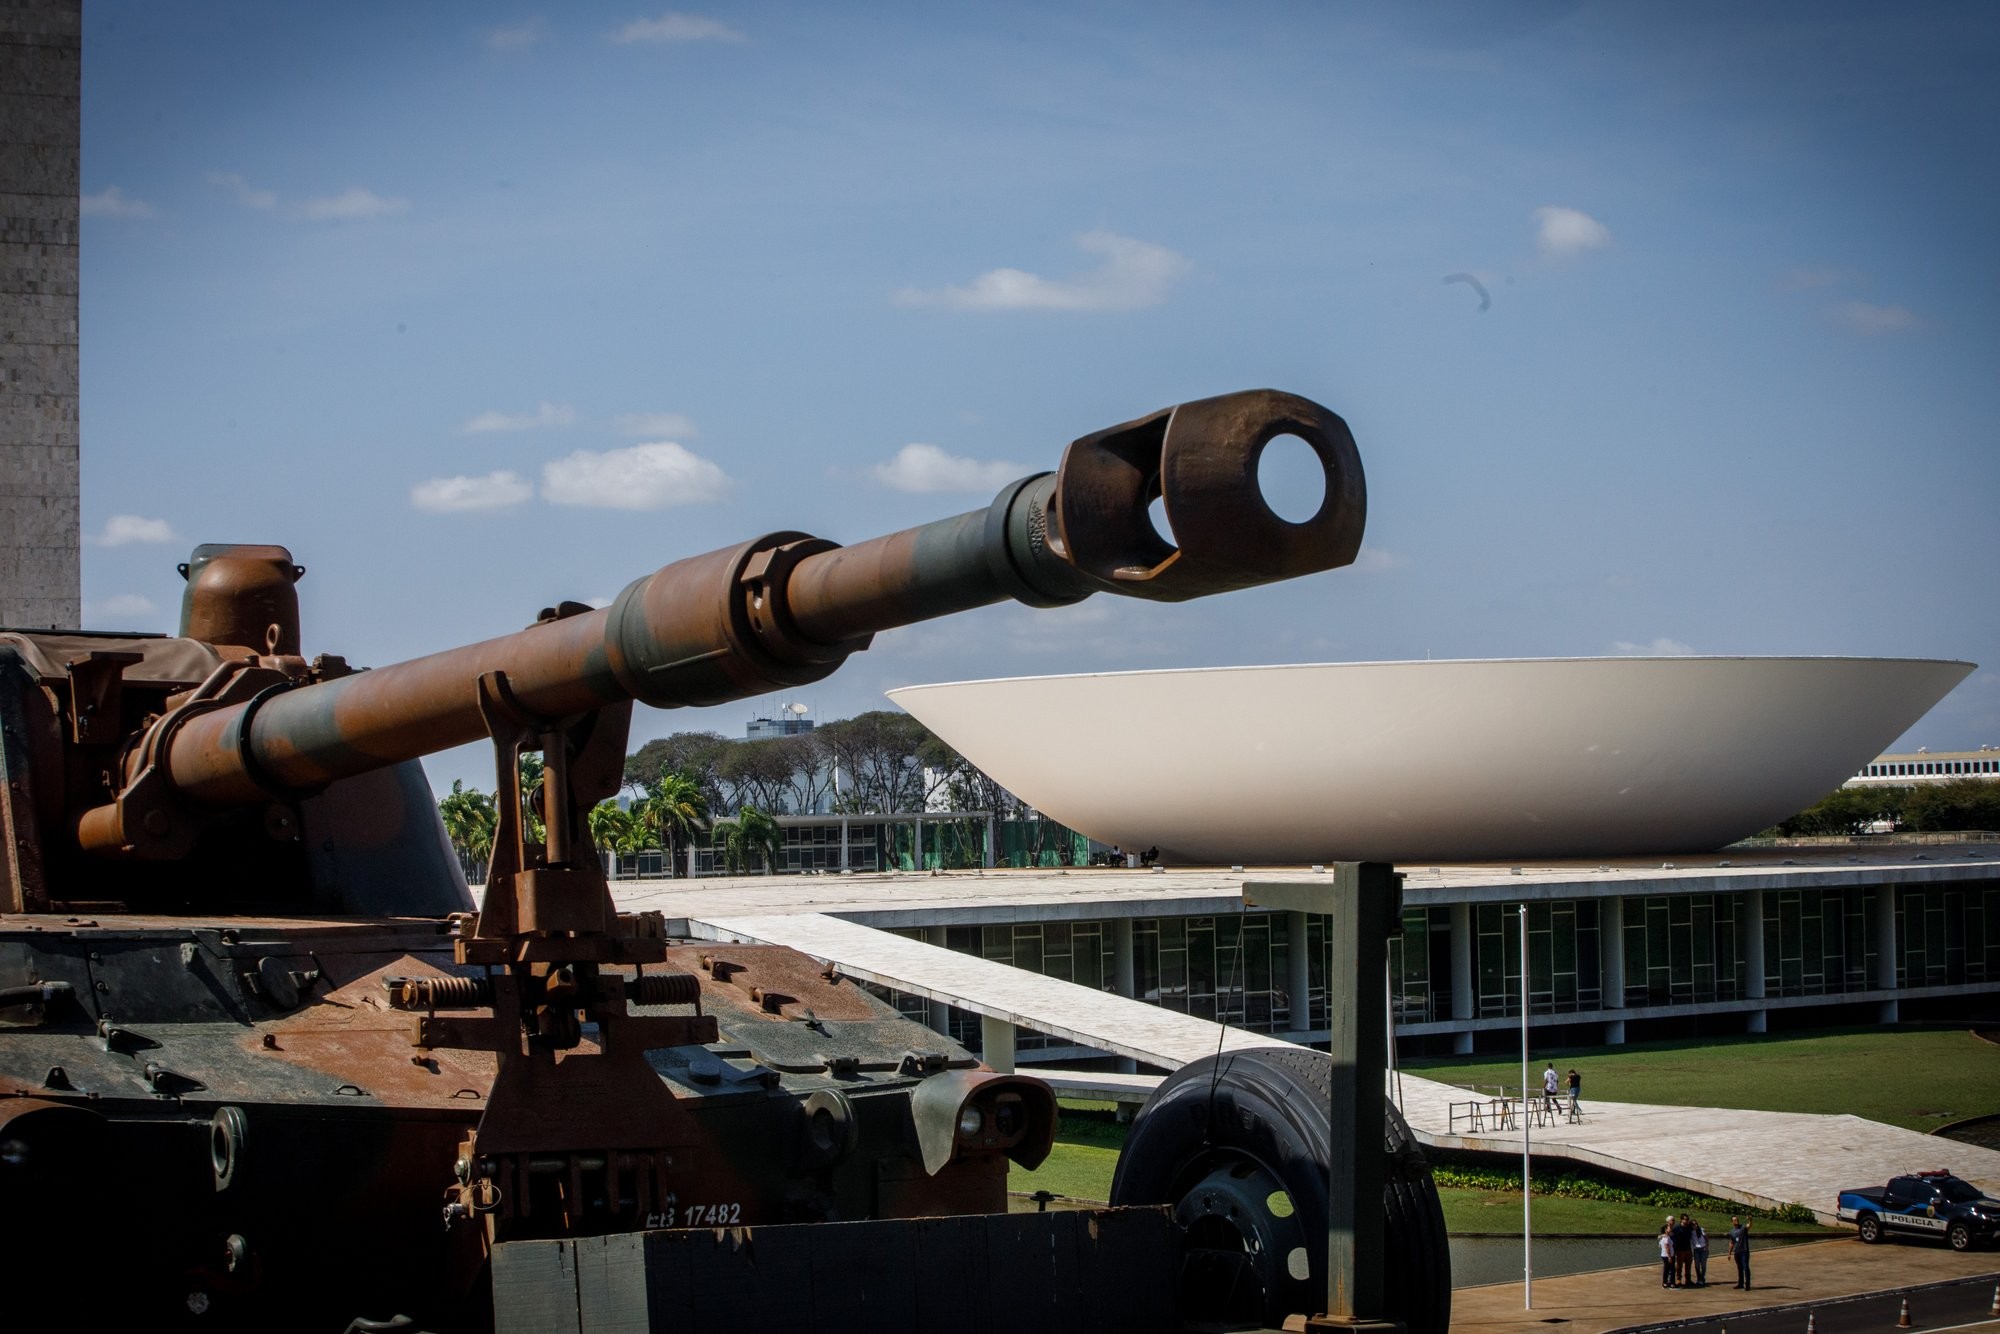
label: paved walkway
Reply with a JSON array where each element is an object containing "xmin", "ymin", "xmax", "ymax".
[
  {"xmin": 1401, "ymin": 1083, "xmax": 2000, "ymax": 1223},
  {"xmin": 686, "ymin": 910, "xmax": 2000, "ymax": 1221},
  {"xmin": 1450, "ymin": 1238, "xmax": 1999, "ymax": 1334}
]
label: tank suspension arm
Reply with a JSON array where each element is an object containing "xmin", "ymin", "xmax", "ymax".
[{"xmin": 89, "ymin": 389, "xmax": 1363, "ymax": 825}]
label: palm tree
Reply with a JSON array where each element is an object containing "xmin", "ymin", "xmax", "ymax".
[
  {"xmin": 714, "ymin": 804, "xmax": 782, "ymax": 874},
  {"xmin": 437, "ymin": 780, "xmax": 496, "ymax": 880},
  {"xmin": 636, "ymin": 770, "xmax": 710, "ymax": 877},
  {"xmin": 587, "ymin": 800, "xmax": 643, "ymax": 875},
  {"xmin": 517, "ymin": 752, "xmax": 547, "ymax": 844}
]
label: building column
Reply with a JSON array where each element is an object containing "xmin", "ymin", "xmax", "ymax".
[
  {"xmin": 1287, "ymin": 911, "xmax": 1315, "ymax": 1041},
  {"xmin": 1601, "ymin": 896, "xmax": 1627, "ymax": 1045},
  {"xmin": 1743, "ymin": 888, "xmax": 1767, "ymax": 1033},
  {"xmin": 839, "ymin": 816, "xmax": 849, "ymax": 871},
  {"xmin": 984, "ymin": 812, "xmax": 996, "ymax": 868},
  {"xmin": 1448, "ymin": 903, "xmax": 1474, "ymax": 1055},
  {"xmin": 913, "ymin": 817, "xmax": 923, "ymax": 871},
  {"xmin": 981, "ymin": 1014, "xmax": 1016, "ymax": 1074},
  {"xmin": 1874, "ymin": 884, "xmax": 1899, "ymax": 1024},
  {"xmin": 1114, "ymin": 918, "xmax": 1137, "ymax": 1074},
  {"xmin": 923, "ymin": 927, "xmax": 953, "ymax": 1036}
]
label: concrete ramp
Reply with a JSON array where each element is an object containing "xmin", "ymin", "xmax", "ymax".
[
  {"xmin": 689, "ymin": 911, "xmax": 2000, "ymax": 1220},
  {"xmin": 688, "ymin": 911, "xmax": 1280, "ymax": 1068}
]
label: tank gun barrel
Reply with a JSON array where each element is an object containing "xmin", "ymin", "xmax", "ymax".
[{"xmin": 90, "ymin": 389, "xmax": 1363, "ymax": 832}]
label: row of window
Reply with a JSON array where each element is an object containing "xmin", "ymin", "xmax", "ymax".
[
  {"xmin": 870, "ymin": 881, "xmax": 2000, "ymax": 1056},
  {"xmin": 1860, "ymin": 758, "xmax": 1998, "ymax": 777}
]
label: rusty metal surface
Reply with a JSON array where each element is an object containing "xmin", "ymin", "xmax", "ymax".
[{"xmin": 178, "ymin": 543, "xmax": 306, "ymax": 656}]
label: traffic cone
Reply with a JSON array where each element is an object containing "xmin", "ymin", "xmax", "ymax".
[
  {"xmin": 1806, "ymin": 1312, "xmax": 1816, "ymax": 1334},
  {"xmin": 1897, "ymin": 1297, "xmax": 1912, "ymax": 1329},
  {"xmin": 1989, "ymin": 1283, "xmax": 1998, "ymax": 1318}
]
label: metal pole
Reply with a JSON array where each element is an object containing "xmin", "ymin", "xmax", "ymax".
[
  {"xmin": 1325, "ymin": 863, "xmax": 1397, "ymax": 1322},
  {"xmin": 1385, "ymin": 956, "xmax": 1403, "ymax": 1112},
  {"xmin": 1520, "ymin": 902, "xmax": 1532, "ymax": 1310}
]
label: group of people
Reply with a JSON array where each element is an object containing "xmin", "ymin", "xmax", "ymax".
[
  {"xmin": 1540, "ymin": 1062, "xmax": 1582, "ymax": 1118},
  {"xmin": 1657, "ymin": 1214, "xmax": 1754, "ymax": 1290}
]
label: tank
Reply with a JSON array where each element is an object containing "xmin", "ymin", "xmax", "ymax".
[{"xmin": 0, "ymin": 390, "xmax": 1441, "ymax": 1331}]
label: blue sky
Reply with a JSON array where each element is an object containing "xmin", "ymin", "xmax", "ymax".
[{"xmin": 75, "ymin": 2, "xmax": 2000, "ymax": 794}]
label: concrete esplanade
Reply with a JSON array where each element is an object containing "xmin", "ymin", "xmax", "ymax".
[{"xmin": 608, "ymin": 850, "xmax": 2000, "ymax": 1220}]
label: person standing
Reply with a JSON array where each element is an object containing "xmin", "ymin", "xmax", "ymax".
[
  {"xmin": 1728, "ymin": 1216, "xmax": 1752, "ymax": 1289},
  {"xmin": 1542, "ymin": 1063, "xmax": 1561, "ymax": 1115},
  {"xmin": 1692, "ymin": 1218, "xmax": 1709, "ymax": 1286},
  {"xmin": 1671, "ymin": 1214, "xmax": 1693, "ymax": 1287},
  {"xmin": 1658, "ymin": 1224, "xmax": 1675, "ymax": 1288},
  {"xmin": 1566, "ymin": 1067, "xmax": 1582, "ymax": 1118}
]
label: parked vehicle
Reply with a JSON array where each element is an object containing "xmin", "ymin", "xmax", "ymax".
[{"xmin": 1838, "ymin": 1171, "xmax": 2000, "ymax": 1250}]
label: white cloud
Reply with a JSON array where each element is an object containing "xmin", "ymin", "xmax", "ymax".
[
  {"xmin": 297, "ymin": 187, "xmax": 408, "ymax": 221},
  {"xmin": 541, "ymin": 442, "xmax": 731, "ymax": 509},
  {"xmin": 612, "ymin": 13, "xmax": 745, "ymax": 43},
  {"xmin": 460, "ymin": 401, "xmax": 577, "ymax": 434},
  {"xmin": 410, "ymin": 471, "xmax": 534, "ymax": 513},
  {"xmin": 1532, "ymin": 205, "xmax": 1611, "ymax": 258},
  {"xmin": 871, "ymin": 443, "xmax": 1026, "ymax": 494},
  {"xmin": 1830, "ymin": 301, "xmax": 1920, "ymax": 335},
  {"xmin": 81, "ymin": 186, "xmax": 155, "ymax": 218},
  {"xmin": 1352, "ymin": 546, "xmax": 1408, "ymax": 573},
  {"xmin": 206, "ymin": 172, "xmax": 406, "ymax": 221},
  {"xmin": 95, "ymin": 514, "xmax": 176, "ymax": 547},
  {"xmin": 894, "ymin": 231, "xmax": 1191, "ymax": 312},
  {"xmin": 487, "ymin": 20, "xmax": 544, "ymax": 50},
  {"xmin": 85, "ymin": 593, "xmax": 158, "ymax": 623},
  {"xmin": 612, "ymin": 411, "xmax": 699, "ymax": 438},
  {"xmin": 1609, "ymin": 637, "xmax": 1695, "ymax": 656},
  {"xmin": 208, "ymin": 171, "xmax": 277, "ymax": 211}
]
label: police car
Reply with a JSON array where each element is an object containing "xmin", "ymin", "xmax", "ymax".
[{"xmin": 1837, "ymin": 1171, "xmax": 2000, "ymax": 1251}]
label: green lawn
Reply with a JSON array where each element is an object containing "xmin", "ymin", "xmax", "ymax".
[
  {"xmin": 1008, "ymin": 1139, "xmax": 1835, "ymax": 1237},
  {"xmin": 1403, "ymin": 1027, "xmax": 2000, "ymax": 1133},
  {"xmin": 1439, "ymin": 1187, "xmax": 1833, "ymax": 1237},
  {"xmin": 1011, "ymin": 1138, "xmax": 1123, "ymax": 1203}
]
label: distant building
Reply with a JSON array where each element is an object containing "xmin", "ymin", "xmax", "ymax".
[
  {"xmin": 649, "ymin": 850, "xmax": 2000, "ymax": 1062},
  {"xmin": 1847, "ymin": 748, "xmax": 2000, "ymax": 787},
  {"xmin": 746, "ymin": 704, "xmax": 815, "ymax": 740}
]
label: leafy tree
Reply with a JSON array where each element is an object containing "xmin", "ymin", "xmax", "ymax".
[
  {"xmin": 1771, "ymin": 785, "xmax": 1913, "ymax": 836},
  {"xmin": 776, "ymin": 733, "xmax": 835, "ymax": 813},
  {"xmin": 437, "ymin": 780, "xmax": 497, "ymax": 872},
  {"xmin": 587, "ymin": 800, "xmax": 644, "ymax": 856},
  {"xmin": 1901, "ymin": 778, "xmax": 2000, "ymax": 833},
  {"xmin": 635, "ymin": 771, "xmax": 711, "ymax": 876},
  {"xmin": 516, "ymin": 751, "xmax": 548, "ymax": 844},
  {"xmin": 813, "ymin": 710, "xmax": 930, "ymax": 813},
  {"xmin": 625, "ymin": 732, "xmax": 730, "ymax": 809},
  {"xmin": 713, "ymin": 804, "xmax": 782, "ymax": 874},
  {"xmin": 718, "ymin": 738, "xmax": 800, "ymax": 814}
]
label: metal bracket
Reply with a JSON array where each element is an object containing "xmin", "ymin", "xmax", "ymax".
[{"xmin": 64, "ymin": 650, "xmax": 142, "ymax": 744}]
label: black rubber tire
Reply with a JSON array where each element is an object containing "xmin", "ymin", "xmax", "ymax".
[
  {"xmin": 1109, "ymin": 1046, "xmax": 1451, "ymax": 1334},
  {"xmin": 1857, "ymin": 1213, "xmax": 1881, "ymax": 1244},
  {"xmin": 1947, "ymin": 1222, "xmax": 1971, "ymax": 1252}
]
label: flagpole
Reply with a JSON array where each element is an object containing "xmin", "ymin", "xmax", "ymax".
[{"xmin": 1521, "ymin": 902, "xmax": 1533, "ymax": 1310}]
